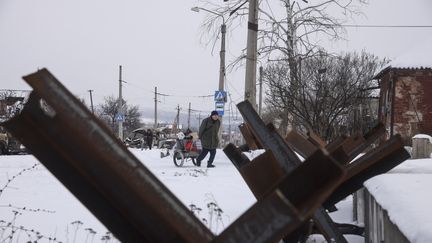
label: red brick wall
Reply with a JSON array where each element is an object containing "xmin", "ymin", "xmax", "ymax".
[
  {"xmin": 379, "ymin": 69, "xmax": 432, "ymax": 145},
  {"xmin": 378, "ymin": 71, "xmax": 393, "ymax": 140}
]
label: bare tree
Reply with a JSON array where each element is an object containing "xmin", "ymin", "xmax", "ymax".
[
  {"xmin": 264, "ymin": 51, "xmax": 387, "ymax": 140},
  {"xmin": 196, "ymin": 0, "xmax": 368, "ymax": 134},
  {"xmin": 197, "ymin": 0, "xmax": 366, "ymax": 69},
  {"xmin": 96, "ymin": 95, "xmax": 143, "ymax": 136}
]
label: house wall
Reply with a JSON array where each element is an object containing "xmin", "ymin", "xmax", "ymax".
[{"xmin": 378, "ymin": 69, "xmax": 432, "ymax": 145}]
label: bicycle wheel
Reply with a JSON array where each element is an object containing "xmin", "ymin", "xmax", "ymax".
[{"xmin": 173, "ymin": 151, "xmax": 185, "ymax": 167}]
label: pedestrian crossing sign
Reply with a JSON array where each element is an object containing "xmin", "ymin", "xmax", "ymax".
[
  {"xmin": 214, "ymin": 90, "xmax": 227, "ymax": 102},
  {"xmin": 115, "ymin": 114, "xmax": 124, "ymax": 122}
]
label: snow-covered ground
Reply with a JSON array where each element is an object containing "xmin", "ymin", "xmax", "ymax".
[{"xmin": 0, "ymin": 148, "xmax": 363, "ymax": 243}]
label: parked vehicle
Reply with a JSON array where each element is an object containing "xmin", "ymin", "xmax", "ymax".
[
  {"xmin": 0, "ymin": 132, "xmax": 7, "ymax": 155},
  {"xmin": 125, "ymin": 128, "xmax": 153, "ymax": 149},
  {"xmin": 0, "ymin": 127, "xmax": 28, "ymax": 155},
  {"xmin": 158, "ymin": 138, "xmax": 176, "ymax": 149}
]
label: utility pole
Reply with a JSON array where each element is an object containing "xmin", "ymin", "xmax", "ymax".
[
  {"xmin": 244, "ymin": 0, "xmax": 259, "ymax": 110},
  {"xmin": 118, "ymin": 65, "xmax": 124, "ymax": 141},
  {"xmin": 154, "ymin": 87, "xmax": 158, "ymax": 129},
  {"xmin": 197, "ymin": 113, "xmax": 202, "ymax": 128},
  {"xmin": 175, "ymin": 105, "xmax": 181, "ymax": 133},
  {"xmin": 187, "ymin": 102, "xmax": 191, "ymax": 129},
  {"xmin": 217, "ymin": 16, "xmax": 227, "ymax": 148},
  {"xmin": 259, "ymin": 66, "xmax": 263, "ymax": 117},
  {"xmin": 228, "ymin": 106, "xmax": 232, "ymax": 144},
  {"xmin": 191, "ymin": 6, "xmax": 226, "ymax": 146},
  {"xmin": 88, "ymin": 89, "xmax": 94, "ymax": 114}
]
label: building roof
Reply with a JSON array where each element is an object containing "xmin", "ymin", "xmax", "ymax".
[
  {"xmin": 373, "ymin": 66, "xmax": 432, "ymax": 79},
  {"xmin": 374, "ymin": 38, "xmax": 432, "ymax": 79}
]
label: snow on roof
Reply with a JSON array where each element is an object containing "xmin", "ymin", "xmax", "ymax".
[
  {"xmin": 388, "ymin": 38, "xmax": 432, "ymax": 69},
  {"xmin": 413, "ymin": 134, "xmax": 432, "ymax": 144},
  {"xmin": 364, "ymin": 158, "xmax": 432, "ymax": 242},
  {"xmin": 374, "ymin": 38, "xmax": 432, "ymax": 79}
]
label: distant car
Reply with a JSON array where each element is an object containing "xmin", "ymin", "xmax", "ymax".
[
  {"xmin": 0, "ymin": 132, "xmax": 7, "ymax": 155},
  {"xmin": 125, "ymin": 128, "xmax": 148, "ymax": 149},
  {"xmin": 0, "ymin": 128, "xmax": 28, "ymax": 155},
  {"xmin": 158, "ymin": 138, "xmax": 176, "ymax": 149}
]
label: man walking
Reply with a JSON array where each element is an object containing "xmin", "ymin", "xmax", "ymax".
[{"xmin": 196, "ymin": 110, "xmax": 220, "ymax": 168}]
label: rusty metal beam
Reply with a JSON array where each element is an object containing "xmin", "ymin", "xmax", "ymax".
[
  {"xmin": 239, "ymin": 122, "xmax": 261, "ymax": 150},
  {"xmin": 241, "ymin": 150, "xmax": 285, "ymax": 200},
  {"xmin": 287, "ymin": 123, "xmax": 385, "ymax": 166},
  {"xmin": 2, "ymin": 69, "xmax": 214, "ymax": 243},
  {"xmin": 230, "ymin": 101, "xmax": 406, "ymax": 242},
  {"xmin": 306, "ymin": 129, "xmax": 327, "ymax": 148},
  {"xmin": 344, "ymin": 123, "xmax": 385, "ymax": 162},
  {"xmin": 224, "ymin": 145, "xmax": 348, "ymax": 243},
  {"xmin": 237, "ymin": 101, "xmax": 302, "ymax": 171},
  {"xmin": 324, "ymin": 134, "xmax": 410, "ymax": 208},
  {"xmin": 325, "ymin": 135, "xmax": 348, "ymax": 153},
  {"xmin": 224, "ymin": 144, "xmax": 284, "ymax": 200},
  {"xmin": 214, "ymin": 149, "xmax": 346, "ymax": 243},
  {"xmin": 285, "ymin": 130, "xmax": 318, "ymax": 159},
  {"xmin": 235, "ymin": 100, "xmax": 348, "ymax": 243},
  {"xmin": 223, "ymin": 143, "xmax": 251, "ymax": 169}
]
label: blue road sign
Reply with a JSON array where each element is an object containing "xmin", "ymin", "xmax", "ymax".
[
  {"xmin": 214, "ymin": 90, "xmax": 227, "ymax": 102},
  {"xmin": 215, "ymin": 101, "xmax": 224, "ymax": 116},
  {"xmin": 115, "ymin": 114, "xmax": 124, "ymax": 122}
]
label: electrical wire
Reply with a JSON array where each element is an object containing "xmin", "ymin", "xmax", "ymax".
[
  {"xmin": 325, "ymin": 24, "xmax": 432, "ymax": 28},
  {"xmin": 124, "ymin": 81, "xmax": 213, "ymax": 98}
]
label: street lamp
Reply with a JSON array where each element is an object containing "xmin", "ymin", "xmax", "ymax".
[
  {"xmin": 192, "ymin": 6, "xmax": 227, "ymax": 145},
  {"xmin": 191, "ymin": 7, "xmax": 226, "ymax": 93}
]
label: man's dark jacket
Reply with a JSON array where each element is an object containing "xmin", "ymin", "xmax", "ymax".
[{"xmin": 198, "ymin": 116, "xmax": 220, "ymax": 149}]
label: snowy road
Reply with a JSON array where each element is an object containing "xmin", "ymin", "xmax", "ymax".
[{"xmin": 0, "ymin": 149, "xmax": 363, "ymax": 242}]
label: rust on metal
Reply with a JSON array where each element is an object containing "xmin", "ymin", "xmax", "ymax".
[
  {"xmin": 324, "ymin": 134, "xmax": 410, "ymax": 208},
  {"xmin": 325, "ymin": 134, "xmax": 348, "ymax": 152},
  {"xmin": 2, "ymin": 69, "xmax": 214, "ymax": 243},
  {"xmin": 240, "ymin": 150, "xmax": 285, "ymax": 200},
  {"xmin": 225, "ymin": 101, "xmax": 408, "ymax": 243},
  {"xmin": 237, "ymin": 101, "xmax": 302, "ymax": 171},
  {"xmin": 223, "ymin": 143, "xmax": 251, "ymax": 169},
  {"xmin": 235, "ymin": 100, "xmax": 349, "ymax": 243},
  {"xmin": 239, "ymin": 122, "xmax": 261, "ymax": 150},
  {"xmin": 285, "ymin": 130, "xmax": 318, "ymax": 159},
  {"xmin": 344, "ymin": 123, "xmax": 386, "ymax": 162},
  {"xmin": 306, "ymin": 129, "xmax": 327, "ymax": 148},
  {"xmin": 215, "ymin": 149, "xmax": 346, "ymax": 243}
]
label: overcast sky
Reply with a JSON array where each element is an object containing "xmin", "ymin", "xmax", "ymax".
[{"xmin": 0, "ymin": 0, "xmax": 431, "ymax": 122}]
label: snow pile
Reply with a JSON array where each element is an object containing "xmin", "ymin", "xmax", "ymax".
[
  {"xmin": 364, "ymin": 158, "xmax": 432, "ymax": 243},
  {"xmin": 412, "ymin": 134, "xmax": 432, "ymax": 144},
  {"xmin": 0, "ymin": 156, "xmax": 109, "ymax": 242}
]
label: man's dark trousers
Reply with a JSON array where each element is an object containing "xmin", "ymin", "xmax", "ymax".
[{"xmin": 196, "ymin": 148, "xmax": 216, "ymax": 166}]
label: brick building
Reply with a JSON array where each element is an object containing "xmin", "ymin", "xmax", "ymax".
[{"xmin": 376, "ymin": 65, "xmax": 432, "ymax": 145}]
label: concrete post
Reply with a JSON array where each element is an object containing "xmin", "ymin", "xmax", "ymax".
[
  {"xmin": 412, "ymin": 135, "xmax": 432, "ymax": 159},
  {"xmin": 244, "ymin": 0, "xmax": 258, "ymax": 110}
]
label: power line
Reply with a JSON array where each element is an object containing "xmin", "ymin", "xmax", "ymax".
[
  {"xmin": 336, "ymin": 24, "xmax": 432, "ymax": 28},
  {"xmin": 124, "ymin": 81, "xmax": 213, "ymax": 98}
]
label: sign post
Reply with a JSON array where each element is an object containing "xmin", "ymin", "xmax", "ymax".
[{"xmin": 214, "ymin": 90, "xmax": 226, "ymax": 147}]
